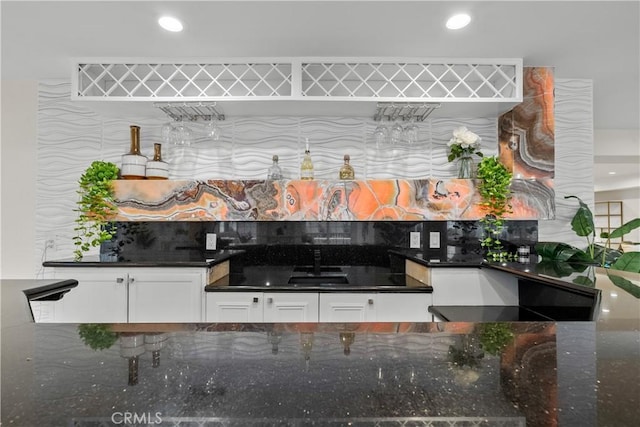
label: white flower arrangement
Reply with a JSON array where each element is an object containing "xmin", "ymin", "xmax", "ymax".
[{"xmin": 447, "ymin": 126, "xmax": 483, "ymax": 162}]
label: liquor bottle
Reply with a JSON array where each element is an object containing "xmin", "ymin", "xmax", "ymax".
[
  {"xmin": 300, "ymin": 139, "xmax": 314, "ymax": 180},
  {"xmin": 267, "ymin": 155, "xmax": 283, "ymax": 180},
  {"xmin": 145, "ymin": 143, "xmax": 169, "ymax": 180},
  {"xmin": 121, "ymin": 125, "xmax": 148, "ymax": 179},
  {"xmin": 339, "ymin": 154, "xmax": 355, "ymax": 180}
]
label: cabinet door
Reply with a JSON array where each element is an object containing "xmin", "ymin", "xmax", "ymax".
[
  {"xmin": 319, "ymin": 293, "xmax": 376, "ymax": 322},
  {"xmin": 50, "ymin": 268, "xmax": 128, "ymax": 323},
  {"xmin": 263, "ymin": 293, "xmax": 318, "ymax": 323},
  {"xmin": 206, "ymin": 292, "xmax": 263, "ymax": 323},
  {"xmin": 128, "ymin": 270, "xmax": 204, "ymax": 323},
  {"xmin": 375, "ymin": 293, "xmax": 432, "ymax": 322},
  {"xmin": 431, "ymin": 268, "xmax": 518, "ymax": 306}
]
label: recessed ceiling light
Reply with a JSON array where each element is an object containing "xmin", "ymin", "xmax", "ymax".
[
  {"xmin": 608, "ymin": 171, "xmax": 617, "ymax": 175},
  {"xmin": 446, "ymin": 13, "xmax": 471, "ymax": 30},
  {"xmin": 158, "ymin": 16, "xmax": 183, "ymax": 32}
]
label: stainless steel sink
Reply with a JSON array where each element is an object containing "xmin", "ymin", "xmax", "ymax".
[{"xmin": 287, "ymin": 275, "xmax": 349, "ymax": 285}]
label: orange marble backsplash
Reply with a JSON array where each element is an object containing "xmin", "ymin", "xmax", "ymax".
[{"xmin": 113, "ymin": 178, "xmax": 554, "ymax": 221}]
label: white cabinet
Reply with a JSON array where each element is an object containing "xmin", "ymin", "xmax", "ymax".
[
  {"xmin": 319, "ymin": 293, "xmax": 432, "ymax": 323},
  {"xmin": 50, "ymin": 267, "xmax": 207, "ymax": 323},
  {"xmin": 206, "ymin": 292, "xmax": 319, "ymax": 323},
  {"xmin": 205, "ymin": 292, "xmax": 264, "ymax": 323},
  {"xmin": 38, "ymin": 269, "xmax": 128, "ymax": 323},
  {"xmin": 375, "ymin": 293, "xmax": 432, "ymax": 322},
  {"xmin": 263, "ymin": 293, "xmax": 318, "ymax": 323},
  {"xmin": 127, "ymin": 270, "xmax": 204, "ymax": 323},
  {"xmin": 319, "ymin": 293, "xmax": 376, "ymax": 322},
  {"xmin": 430, "ymin": 267, "xmax": 518, "ymax": 306}
]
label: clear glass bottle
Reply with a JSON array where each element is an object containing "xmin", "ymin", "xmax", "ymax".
[
  {"xmin": 300, "ymin": 139, "xmax": 314, "ymax": 180},
  {"xmin": 339, "ymin": 154, "xmax": 355, "ymax": 180},
  {"xmin": 267, "ymin": 155, "xmax": 283, "ymax": 180}
]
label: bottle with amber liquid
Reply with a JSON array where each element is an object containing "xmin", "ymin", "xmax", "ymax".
[
  {"xmin": 145, "ymin": 143, "xmax": 169, "ymax": 180},
  {"xmin": 339, "ymin": 154, "xmax": 355, "ymax": 180},
  {"xmin": 121, "ymin": 125, "xmax": 147, "ymax": 179},
  {"xmin": 300, "ymin": 139, "xmax": 314, "ymax": 180}
]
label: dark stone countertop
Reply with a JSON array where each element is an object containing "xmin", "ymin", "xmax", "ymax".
[
  {"xmin": 5, "ymin": 269, "xmax": 640, "ymax": 427},
  {"xmin": 42, "ymin": 249, "xmax": 245, "ymax": 268},
  {"xmin": 205, "ymin": 265, "xmax": 432, "ymax": 292},
  {"xmin": 390, "ymin": 249, "xmax": 603, "ymax": 298},
  {"xmin": 2, "ymin": 276, "xmax": 639, "ymax": 426}
]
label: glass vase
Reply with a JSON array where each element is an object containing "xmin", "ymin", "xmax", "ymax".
[{"xmin": 457, "ymin": 154, "xmax": 474, "ymax": 179}]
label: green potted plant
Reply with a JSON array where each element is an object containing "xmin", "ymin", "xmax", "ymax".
[
  {"xmin": 73, "ymin": 161, "xmax": 120, "ymax": 261},
  {"xmin": 536, "ymin": 195, "xmax": 640, "ymax": 272},
  {"xmin": 476, "ymin": 156, "xmax": 515, "ymax": 261},
  {"xmin": 536, "ymin": 195, "xmax": 640, "ymax": 297}
]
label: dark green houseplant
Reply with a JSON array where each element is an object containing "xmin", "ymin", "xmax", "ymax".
[
  {"xmin": 536, "ymin": 195, "xmax": 640, "ymax": 272},
  {"xmin": 73, "ymin": 161, "xmax": 119, "ymax": 261},
  {"xmin": 536, "ymin": 195, "xmax": 640, "ymax": 297},
  {"xmin": 476, "ymin": 156, "xmax": 515, "ymax": 261}
]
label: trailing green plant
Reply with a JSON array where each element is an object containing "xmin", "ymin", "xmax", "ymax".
[
  {"xmin": 476, "ymin": 156, "xmax": 515, "ymax": 261},
  {"xmin": 77, "ymin": 323, "xmax": 118, "ymax": 351},
  {"xmin": 73, "ymin": 161, "xmax": 119, "ymax": 261}
]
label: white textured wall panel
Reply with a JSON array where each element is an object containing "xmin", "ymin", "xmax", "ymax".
[
  {"xmin": 35, "ymin": 79, "xmax": 592, "ymax": 274},
  {"xmin": 538, "ymin": 79, "xmax": 594, "ymax": 248}
]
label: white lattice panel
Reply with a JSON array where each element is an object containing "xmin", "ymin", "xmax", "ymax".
[
  {"xmin": 301, "ymin": 61, "xmax": 520, "ymax": 100},
  {"xmin": 76, "ymin": 62, "xmax": 292, "ymax": 99},
  {"xmin": 73, "ymin": 58, "xmax": 522, "ymax": 103}
]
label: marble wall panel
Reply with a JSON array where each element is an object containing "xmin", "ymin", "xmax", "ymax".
[
  {"xmin": 499, "ymin": 67, "xmax": 555, "ymax": 180},
  {"xmin": 113, "ymin": 179, "xmax": 550, "ymax": 222}
]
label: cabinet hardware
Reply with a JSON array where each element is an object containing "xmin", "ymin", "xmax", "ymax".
[
  {"xmin": 116, "ymin": 277, "xmax": 124, "ymax": 283},
  {"xmin": 129, "ymin": 277, "xmax": 135, "ymax": 283},
  {"xmin": 253, "ymin": 297, "xmax": 259, "ymax": 303},
  {"xmin": 267, "ymin": 297, "xmax": 273, "ymax": 304},
  {"xmin": 368, "ymin": 298, "xmax": 374, "ymax": 305}
]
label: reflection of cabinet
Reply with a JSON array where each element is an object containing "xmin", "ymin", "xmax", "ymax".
[
  {"xmin": 595, "ymin": 201, "xmax": 623, "ymax": 247},
  {"xmin": 206, "ymin": 292, "xmax": 319, "ymax": 323},
  {"xmin": 51, "ymin": 267, "xmax": 206, "ymax": 323}
]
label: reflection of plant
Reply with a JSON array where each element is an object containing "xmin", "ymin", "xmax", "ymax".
[
  {"xmin": 479, "ymin": 323, "xmax": 514, "ymax": 356},
  {"xmin": 78, "ymin": 324, "xmax": 118, "ymax": 351},
  {"xmin": 73, "ymin": 161, "xmax": 119, "ymax": 260},
  {"xmin": 448, "ymin": 335, "xmax": 484, "ymax": 369},
  {"xmin": 476, "ymin": 156, "xmax": 515, "ymax": 261}
]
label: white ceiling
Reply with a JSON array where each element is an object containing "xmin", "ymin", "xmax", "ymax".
[{"xmin": 2, "ymin": 0, "xmax": 639, "ymax": 190}]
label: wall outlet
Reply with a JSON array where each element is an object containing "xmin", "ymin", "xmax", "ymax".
[
  {"xmin": 409, "ymin": 232, "xmax": 421, "ymax": 249},
  {"xmin": 206, "ymin": 233, "xmax": 217, "ymax": 250},
  {"xmin": 429, "ymin": 231, "xmax": 441, "ymax": 249}
]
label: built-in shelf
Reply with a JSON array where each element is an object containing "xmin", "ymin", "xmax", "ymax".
[{"xmin": 72, "ymin": 57, "xmax": 523, "ymax": 120}]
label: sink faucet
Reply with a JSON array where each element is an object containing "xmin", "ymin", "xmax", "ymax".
[{"xmin": 313, "ymin": 249, "xmax": 321, "ymax": 276}]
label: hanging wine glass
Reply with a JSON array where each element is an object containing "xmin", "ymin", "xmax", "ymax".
[
  {"xmin": 373, "ymin": 120, "xmax": 389, "ymax": 148},
  {"xmin": 161, "ymin": 122, "xmax": 175, "ymax": 144},
  {"xmin": 404, "ymin": 117, "xmax": 419, "ymax": 145},
  {"xmin": 204, "ymin": 115, "xmax": 222, "ymax": 141},
  {"xmin": 173, "ymin": 118, "xmax": 193, "ymax": 146},
  {"xmin": 389, "ymin": 121, "xmax": 404, "ymax": 145}
]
